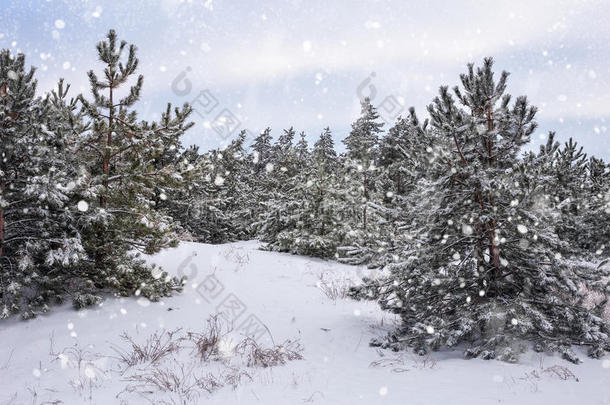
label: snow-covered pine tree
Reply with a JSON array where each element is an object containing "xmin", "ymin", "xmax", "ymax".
[
  {"xmin": 154, "ymin": 144, "xmax": 199, "ymax": 240},
  {"xmin": 180, "ymin": 132, "xmax": 254, "ymax": 243},
  {"xmin": 216, "ymin": 130, "xmax": 255, "ymax": 239},
  {"xmin": 583, "ymin": 156, "xmax": 610, "ymax": 256},
  {"xmin": 547, "ymin": 138, "xmax": 588, "ymax": 252},
  {"xmin": 337, "ymin": 98, "xmax": 384, "ymax": 265},
  {"xmin": 0, "ymin": 52, "xmax": 87, "ymax": 318},
  {"xmin": 372, "ymin": 108, "xmax": 435, "ymax": 267},
  {"xmin": 0, "ymin": 51, "xmax": 38, "ymax": 299},
  {"xmin": 524, "ymin": 133, "xmax": 609, "ymax": 257},
  {"xmin": 351, "ymin": 58, "xmax": 610, "ymax": 362},
  {"xmin": 1, "ymin": 52, "xmax": 58, "ymax": 317},
  {"xmin": 313, "ymin": 127, "xmax": 337, "ymax": 173},
  {"xmin": 75, "ymin": 30, "xmax": 193, "ymax": 307},
  {"xmin": 251, "ymin": 127, "xmax": 273, "ymax": 174},
  {"xmin": 342, "ymin": 97, "xmax": 383, "ymax": 231},
  {"xmin": 295, "ymin": 131, "xmax": 309, "ymax": 165},
  {"xmin": 255, "ymin": 127, "xmax": 302, "ymax": 244},
  {"xmin": 274, "ymin": 127, "xmax": 345, "ymax": 257}
]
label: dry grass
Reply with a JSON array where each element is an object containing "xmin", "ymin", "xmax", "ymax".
[
  {"xmin": 185, "ymin": 316, "xmax": 223, "ymax": 362},
  {"xmin": 114, "ymin": 316, "xmax": 303, "ymax": 403},
  {"xmin": 235, "ymin": 337, "xmax": 304, "ymax": 368},
  {"xmin": 49, "ymin": 344, "xmax": 109, "ymax": 401},
  {"xmin": 122, "ymin": 363, "xmax": 202, "ymax": 403},
  {"xmin": 516, "ymin": 357, "xmax": 579, "ymax": 392},
  {"xmin": 111, "ymin": 329, "xmax": 183, "ymax": 368},
  {"xmin": 369, "ymin": 352, "xmax": 437, "ymax": 373},
  {"xmin": 316, "ymin": 272, "xmax": 352, "ymax": 301},
  {"xmin": 221, "ymin": 246, "xmax": 251, "ymax": 269}
]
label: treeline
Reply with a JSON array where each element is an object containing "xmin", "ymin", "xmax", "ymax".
[{"xmin": 2, "ymin": 31, "xmax": 610, "ymax": 363}]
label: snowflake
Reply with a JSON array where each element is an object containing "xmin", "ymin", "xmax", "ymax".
[{"xmin": 77, "ymin": 200, "xmax": 89, "ymax": 212}]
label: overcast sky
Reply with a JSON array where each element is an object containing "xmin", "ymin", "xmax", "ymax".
[{"xmin": 1, "ymin": 0, "xmax": 609, "ymax": 158}]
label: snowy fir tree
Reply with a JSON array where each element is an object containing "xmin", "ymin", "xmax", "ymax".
[
  {"xmin": 341, "ymin": 97, "xmax": 384, "ymax": 231},
  {"xmin": 273, "ymin": 127, "xmax": 346, "ymax": 257},
  {"xmin": 350, "ymin": 58, "xmax": 610, "ymax": 362},
  {"xmin": 176, "ymin": 132, "xmax": 254, "ymax": 243},
  {"xmin": 336, "ymin": 98, "xmax": 385, "ymax": 265},
  {"xmin": 0, "ymin": 52, "xmax": 87, "ymax": 318},
  {"xmin": 72, "ymin": 30, "xmax": 193, "ymax": 309},
  {"xmin": 371, "ymin": 108, "xmax": 437, "ymax": 268}
]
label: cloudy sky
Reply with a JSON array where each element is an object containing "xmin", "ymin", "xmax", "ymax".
[{"xmin": 1, "ymin": 0, "xmax": 609, "ymax": 158}]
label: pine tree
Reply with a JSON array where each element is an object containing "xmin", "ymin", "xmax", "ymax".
[
  {"xmin": 295, "ymin": 131, "xmax": 310, "ymax": 165},
  {"xmin": 583, "ymin": 156, "xmax": 610, "ymax": 256},
  {"xmin": 313, "ymin": 127, "xmax": 337, "ymax": 173},
  {"xmin": 524, "ymin": 133, "xmax": 610, "ymax": 257},
  {"xmin": 178, "ymin": 133, "xmax": 255, "ymax": 243},
  {"xmin": 0, "ymin": 50, "xmax": 38, "ymax": 270},
  {"xmin": 218, "ymin": 130, "xmax": 256, "ymax": 239},
  {"xmin": 351, "ymin": 58, "xmax": 610, "ymax": 362},
  {"xmin": 373, "ymin": 108, "xmax": 434, "ymax": 267},
  {"xmin": 0, "ymin": 52, "xmax": 86, "ymax": 318},
  {"xmin": 255, "ymin": 128, "xmax": 301, "ymax": 244},
  {"xmin": 75, "ymin": 30, "xmax": 193, "ymax": 307},
  {"xmin": 251, "ymin": 127, "xmax": 273, "ymax": 173},
  {"xmin": 337, "ymin": 99, "xmax": 384, "ymax": 264},
  {"xmin": 273, "ymin": 128, "xmax": 345, "ymax": 257},
  {"xmin": 342, "ymin": 98, "xmax": 384, "ymax": 231}
]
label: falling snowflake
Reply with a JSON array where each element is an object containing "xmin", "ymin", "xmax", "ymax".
[
  {"xmin": 77, "ymin": 200, "xmax": 89, "ymax": 212},
  {"xmin": 517, "ymin": 224, "xmax": 528, "ymax": 234},
  {"xmin": 92, "ymin": 5, "xmax": 103, "ymax": 18}
]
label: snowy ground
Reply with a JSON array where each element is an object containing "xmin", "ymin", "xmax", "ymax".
[{"xmin": 1, "ymin": 241, "xmax": 609, "ymax": 404}]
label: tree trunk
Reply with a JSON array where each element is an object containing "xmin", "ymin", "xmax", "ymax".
[
  {"xmin": 485, "ymin": 105, "xmax": 500, "ymax": 270},
  {"xmin": 1, "ymin": 84, "xmax": 8, "ymax": 258},
  {"xmin": 101, "ymin": 80, "xmax": 113, "ymax": 208},
  {"xmin": 363, "ymin": 171, "xmax": 368, "ymax": 231}
]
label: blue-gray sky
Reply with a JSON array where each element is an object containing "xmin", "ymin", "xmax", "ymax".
[{"xmin": 1, "ymin": 0, "xmax": 609, "ymax": 158}]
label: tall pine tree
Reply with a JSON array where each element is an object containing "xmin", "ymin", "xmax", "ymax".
[{"xmin": 351, "ymin": 58, "xmax": 610, "ymax": 362}]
